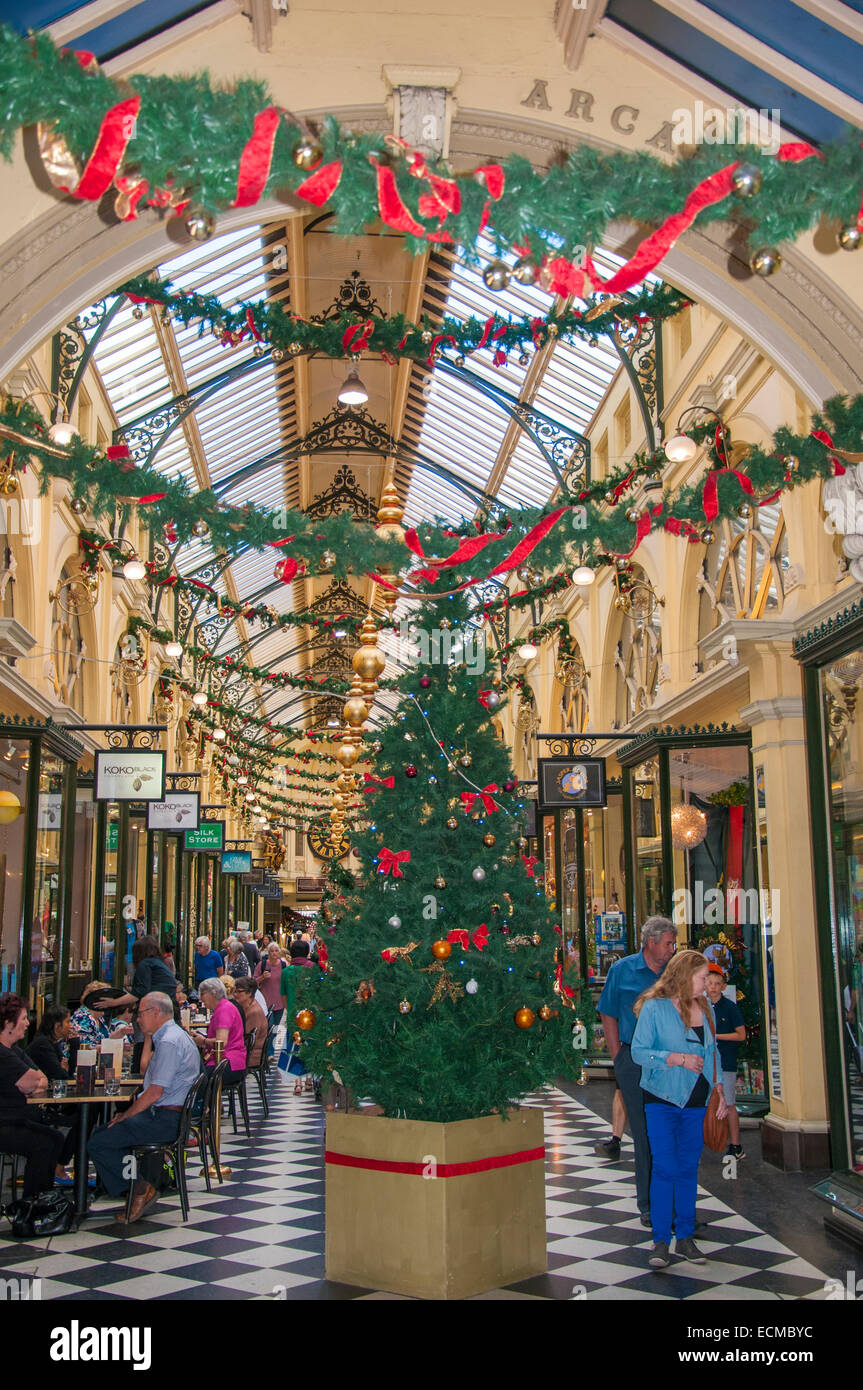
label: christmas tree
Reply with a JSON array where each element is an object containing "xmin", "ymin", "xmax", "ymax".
[{"xmin": 300, "ymin": 598, "xmax": 591, "ymax": 1122}]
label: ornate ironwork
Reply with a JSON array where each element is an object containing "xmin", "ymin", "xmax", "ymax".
[
  {"xmin": 311, "ymin": 579, "xmax": 369, "ymax": 621},
  {"xmin": 609, "ymin": 310, "xmax": 663, "ymax": 447},
  {"xmin": 538, "ymin": 735, "xmax": 597, "ymax": 757},
  {"xmin": 52, "ymin": 295, "xmax": 126, "ymax": 416},
  {"xmin": 305, "ymin": 462, "xmax": 377, "ymax": 522},
  {"xmin": 301, "ymin": 405, "xmax": 396, "ymax": 457},
  {"xmin": 166, "ymin": 773, "xmax": 199, "ymax": 789},
  {"xmin": 310, "ymin": 270, "xmax": 385, "ymax": 323},
  {"xmin": 794, "ymin": 600, "xmax": 863, "ymax": 656},
  {"xmin": 105, "ymin": 728, "xmax": 162, "ymax": 749}
]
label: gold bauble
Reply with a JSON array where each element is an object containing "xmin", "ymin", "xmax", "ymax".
[
  {"xmin": 335, "ymin": 742, "xmax": 360, "ymax": 768},
  {"xmin": 432, "ymin": 939, "xmax": 452, "ymax": 961},
  {"xmin": 749, "ymin": 245, "xmax": 782, "ymax": 277},
  {"xmin": 0, "ymin": 790, "xmax": 22, "ymax": 825},
  {"xmin": 397, "ymin": 998, "xmax": 413, "ymax": 1015},
  {"xmin": 839, "ymin": 223, "xmax": 863, "ymax": 251},
  {"xmin": 538, "ymin": 1005, "xmax": 552, "ymax": 1021},
  {"xmin": 292, "ymin": 136, "xmax": 323, "ymax": 170},
  {"xmin": 343, "ymin": 681, "xmax": 370, "ymax": 728},
  {"xmin": 296, "ymin": 1009, "xmax": 316, "ymax": 1031},
  {"xmin": 482, "ymin": 832, "xmax": 496, "ymax": 847},
  {"xmin": 434, "ymin": 874, "xmax": 447, "ymax": 890},
  {"xmin": 318, "ymin": 549, "xmax": 337, "ymax": 573},
  {"xmin": 531, "ymin": 933, "xmax": 542, "ymax": 946},
  {"xmin": 459, "ymin": 753, "xmax": 473, "ymax": 768},
  {"xmin": 445, "ymin": 816, "xmax": 458, "ymax": 830},
  {"xmin": 514, "ymin": 1007, "xmax": 535, "ymax": 1030},
  {"xmin": 353, "ymin": 645, "xmax": 386, "ymax": 680}
]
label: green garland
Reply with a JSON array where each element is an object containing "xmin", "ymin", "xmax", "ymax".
[
  {"xmin": 2, "ymin": 25, "xmax": 863, "ymax": 266},
  {"xmin": 121, "ymin": 271, "xmax": 690, "ymax": 362},
  {"xmin": 10, "ymin": 393, "xmax": 862, "ymax": 589}
]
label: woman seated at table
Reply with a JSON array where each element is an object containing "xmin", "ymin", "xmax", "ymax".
[
  {"xmin": 223, "ymin": 937, "xmax": 251, "ymax": 980},
  {"xmin": 188, "ymin": 978, "xmax": 246, "ymax": 1083},
  {"xmin": 233, "ymin": 978, "xmax": 267, "ymax": 1068},
  {"xmin": 0, "ymin": 992, "xmax": 64, "ymax": 1198},
  {"xmin": 25, "ymin": 1005, "xmax": 82, "ymax": 1183},
  {"xmin": 70, "ymin": 982, "xmax": 115, "ymax": 1046}
]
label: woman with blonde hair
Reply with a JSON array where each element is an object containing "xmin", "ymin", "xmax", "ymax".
[{"xmin": 631, "ymin": 949, "xmax": 727, "ymax": 1269}]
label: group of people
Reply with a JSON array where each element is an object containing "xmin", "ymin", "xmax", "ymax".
[{"xmin": 597, "ymin": 917, "xmax": 746, "ymax": 1269}]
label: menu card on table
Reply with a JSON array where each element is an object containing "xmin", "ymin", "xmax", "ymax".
[{"xmin": 75, "ymin": 1047, "xmax": 98, "ymax": 1095}]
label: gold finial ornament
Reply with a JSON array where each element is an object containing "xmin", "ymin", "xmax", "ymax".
[
  {"xmin": 352, "ymin": 614, "xmax": 386, "ymax": 681},
  {"xmin": 335, "ymin": 740, "xmax": 360, "ymax": 768},
  {"xmin": 375, "ymin": 473, "xmax": 406, "ymax": 542},
  {"xmin": 343, "ymin": 674, "xmax": 370, "ymax": 729}
]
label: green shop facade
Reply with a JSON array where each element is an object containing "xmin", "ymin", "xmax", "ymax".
[{"xmin": 0, "ymin": 717, "xmax": 265, "ymax": 1016}]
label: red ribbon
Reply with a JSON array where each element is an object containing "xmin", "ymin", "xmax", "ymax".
[
  {"xmin": 342, "ymin": 320, "xmax": 375, "ymax": 354},
  {"xmin": 370, "ymin": 156, "xmax": 428, "ymax": 237},
  {"xmin": 811, "ymin": 428, "xmax": 846, "ymax": 475},
  {"xmin": 233, "ymin": 107, "xmax": 281, "ymax": 207},
  {"xmin": 137, "ymin": 492, "xmax": 167, "ymax": 504},
  {"xmin": 296, "ymin": 160, "xmax": 343, "ymax": 206},
  {"xmin": 377, "ymin": 847, "xmax": 411, "ymax": 877},
  {"xmin": 702, "ymin": 467, "xmax": 755, "ymax": 522},
  {"xmin": 610, "ymin": 510, "xmax": 651, "ymax": 559},
  {"xmin": 487, "ymin": 504, "xmax": 571, "ymax": 579},
  {"xmin": 426, "ymin": 332, "xmax": 457, "ymax": 366},
  {"xmin": 474, "ymin": 164, "xmax": 505, "ymax": 200},
  {"xmin": 325, "ymin": 1146, "xmax": 544, "ymax": 1177},
  {"xmin": 478, "ymin": 689, "xmax": 496, "ymax": 709},
  {"xmin": 554, "ymin": 962, "xmax": 576, "ymax": 1000},
  {"xmin": 446, "ymin": 924, "xmax": 489, "ymax": 952},
  {"xmin": 58, "ymin": 95, "xmax": 140, "ymax": 201},
  {"xmin": 522, "ymin": 855, "xmax": 538, "ymax": 878},
  {"xmin": 362, "ymin": 773, "xmax": 395, "ymax": 792},
  {"xmin": 273, "ymin": 557, "xmax": 298, "ymax": 584},
  {"xmin": 460, "ymin": 783, "xmax": 499, "ymax": 814}
]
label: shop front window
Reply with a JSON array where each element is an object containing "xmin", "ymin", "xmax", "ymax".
[
  {"xmin": 668, "ymin": 743, "xmax": 766, "ymax": 1101},
  {"xmin": 633, "ymin": 759, "xmax": 663, "ymax": 924},
  {"xmin": 32, "ymin": 750, "xmax": 66, "ymax": 1015},
  {"xmin": 820, "ymin": 651, "xmax": 863, "ymax": 1174},
  {"xmin": 68, "ymin": 780, "xmax": 96, "ymax": 996},
  {"xmin": 0, "ymin": 738, "xmax": 29, "ymax": 993},
  {"xmin": 584, "ymin": 792, "xmax": 627, "ymax": 984}
]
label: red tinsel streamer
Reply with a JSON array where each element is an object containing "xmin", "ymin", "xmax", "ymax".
[{"xmin": 362, "ymin": 774, "xmax": 395, "ymax": 792}]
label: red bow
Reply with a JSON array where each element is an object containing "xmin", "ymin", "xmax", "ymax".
[
  {"xmin": 377, "ymin": 847, "xmax": 411, "ymax": 877},
  {"xmin": 522, "ymin": 855, "xmax": 538, "ymax": 878},
  {"xmin": 478, "ymin": 689, "xmax": 496, "ymax": 710},
  {"xmin": 363, "ymin": 774, "xmax": 395, "ymax": 792},
  {"xmin": 446, "ymin": 924, "xmax": 489, "ymax": 952},
  {"xmin": 460, "ymin": 784, "xmax": 499, "ymax": 814}
]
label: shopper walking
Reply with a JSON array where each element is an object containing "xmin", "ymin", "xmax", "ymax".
[
  {"xmin": 631, "ymin": 949, "xmax": 728, "ymax": 1269},
  {"xmin": 597, "ymin": 916, "xmax": 677, "ymax": 1226}
]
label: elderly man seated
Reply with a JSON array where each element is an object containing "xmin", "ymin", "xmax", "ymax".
[{"xmin": 88, "ymin": 991, "xmax": 200, "ymax": 1224}]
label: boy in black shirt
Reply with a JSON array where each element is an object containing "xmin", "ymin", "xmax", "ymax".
[{"xmin": 705, "ymin": 966, "xmax": 746, "ymax": 1158}]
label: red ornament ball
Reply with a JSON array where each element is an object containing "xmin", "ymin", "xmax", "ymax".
[
  {"xmin": 503, "ymin": 779, "xmax": 517, "ymax": 792},
  {"xmin": 405, "ymin": 765, "xmax": 418, "ymax": 778},
  {"xmin": 419, "ymin": 675, "xmax": 431, "ymax": 689}
]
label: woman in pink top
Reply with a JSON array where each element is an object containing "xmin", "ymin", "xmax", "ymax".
[
  {"xmin": 192, "ymin": 978, "xmax": 246, "ymax": 1080},
  {"xmin": 253, "ymin": 943, "xmax": 288, "ymax": 1017}
]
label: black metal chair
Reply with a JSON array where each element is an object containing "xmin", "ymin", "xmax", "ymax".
[
  {"xmin": 122, "ymin": 1071, "xmax": 207, "ymax": 1224},
  {"xmin": 247, "ymin": 1026, "xmax": 273, "ymax": 1117},
  {"xmin": 189, "ymin": 1058, "xmax": 229, "ymax": 1189},
  {"xmin": 224, "ymin": 1030, "xmax": 254, "ymax": 1139},
  {"xmin": 0, "ymin": 1151, "xmax": 21, "ymax": 1200}
]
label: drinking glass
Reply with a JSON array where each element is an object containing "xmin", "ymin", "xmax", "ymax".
[
  {"xmin": 51, "ymin": 1078, "xmax": 67, "ymax": 1099},
  {"xmin": 105, "ymin": 1074, "xmax": 121, "ymax": 1096}
]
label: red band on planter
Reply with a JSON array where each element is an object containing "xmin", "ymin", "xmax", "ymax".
[{"xmin": 325, "ymin": 1145, "xmax": 545, "ymax": 1177}]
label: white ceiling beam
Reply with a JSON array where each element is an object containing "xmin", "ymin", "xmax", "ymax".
[
  {"xmin": 46, "ymin": 0, "xmax": 141, "ymax": 45},
  {"xmin": 650, "ymin": 0, "xmax": 863, "ymax": 129},
  {"xmin": 790, "ymin": 0, "xmax": 863, "ymax": 45}
]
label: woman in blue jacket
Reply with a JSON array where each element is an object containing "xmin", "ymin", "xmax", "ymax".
[{"xmin": 631, "ymin": 949, "xmax": 728, "ymax": 1269}]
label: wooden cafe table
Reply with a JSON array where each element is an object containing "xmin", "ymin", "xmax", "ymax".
[{"xmin": 28, "ymin": 1078, "xmax": 141, "ymax": 1220}]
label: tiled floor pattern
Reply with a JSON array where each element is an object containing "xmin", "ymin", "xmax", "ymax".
[{"xmin": 0, "ymin": 1078, "xmax": 837, "ymax": 1300}]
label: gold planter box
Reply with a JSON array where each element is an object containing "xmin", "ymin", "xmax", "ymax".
[{"xmin": 325, "ymin": 1107, "xmax": 546, "ymax": 1299}]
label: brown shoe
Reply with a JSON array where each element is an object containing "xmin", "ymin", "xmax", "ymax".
[{"xmin": 118, "ymin": 1180, "xmax": 159, "ymax": 1224}]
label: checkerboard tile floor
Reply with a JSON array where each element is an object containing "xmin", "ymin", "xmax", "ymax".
[{"xmin": 0, "ymin": 1079, "xmax": 836, "ymax": 1300}]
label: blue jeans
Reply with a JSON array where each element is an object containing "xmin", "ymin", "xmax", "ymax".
[{"xmin": 644, "ymin": 1103, "xmax": 706, "ymax": 1244}]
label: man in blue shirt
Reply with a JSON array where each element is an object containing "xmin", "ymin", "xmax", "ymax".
[
  {"xmin": 194, "ymin": 935, "xmax": 225, "ymax": 988},
  {"xmin": 89, "ymin": 992, "xmax": 201, "ymax": 1223},
  {"xmin": 597, "ymin": 916, "xmax": 677, "ymax": 1225}
]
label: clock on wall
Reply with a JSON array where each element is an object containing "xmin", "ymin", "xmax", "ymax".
[{"xmin": 307, "ymin": 825, "xmax": 350, "ymax": 861}]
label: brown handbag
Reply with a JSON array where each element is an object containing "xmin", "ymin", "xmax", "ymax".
[{"xmin": 702, "ymin": 1017, "xmax": 729, "ymax": 1153}]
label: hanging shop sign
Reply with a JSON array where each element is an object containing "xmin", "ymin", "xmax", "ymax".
[
  {"xmin": 252, "ymin": 880, "xmax": 282, "ymax": 899},
  {"xmin": 95, "ymin": 749, "xmax": 166, "ymax": 802},
  {"xmin": 241, "ymin": 868, "xmax": 265, "ymax": 885},
  {"xmin": 147, "ymin": 791, "xmax": 200, "ymax": 832},
  {"xmin": 537, "ymin": 757, "xmax": 607, "ymax": 810},
  {"xmin": 184, "ymin": 820, "xmax": 224, "ymax": 852},
  {"xmin": 221, "ymin": 850, "xmax": 252, "ymax": 875}
]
